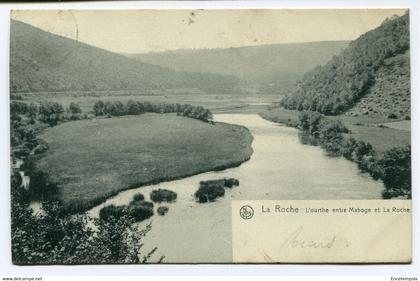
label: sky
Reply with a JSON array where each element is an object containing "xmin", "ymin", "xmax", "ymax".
[{"xmin": 11, "ymin": 9, "xmax": 407, "ymax": 54}]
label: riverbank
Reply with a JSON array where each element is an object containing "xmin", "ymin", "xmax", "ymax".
[
  {"xmin": 259, "ymin": 108, "xmax": 411, "ymax": 199},
  {"xmin": 34, "ymin": 113, "xmax": 253, "ymax": 213},
  {"xmin": 259, "ymin": 108, "xmax": 410, "ymax": 153}
]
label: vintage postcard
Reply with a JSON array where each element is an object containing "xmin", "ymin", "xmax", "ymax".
[{"xmin": 9, "ymin": 9, "xmax": 411, "ymax": 264}]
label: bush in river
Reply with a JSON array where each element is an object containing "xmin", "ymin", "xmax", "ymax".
[
  {"xmin": 127, "ymin": 201, "xmax": 154, "ymax": 222},
  {"xmin": 157, "ymin": 206, "xmax": 169, "ymax": 216},
  {"xmin": 131, "ymin": 193, "xmax": 145, "ymax": 203},
  {"xmin": 100, "ymin": 201, "xmax": 154, "ymax": 223},
  {"xmin": 195, "ymin": 185, "xmax": 225, "ymax": 203},
  {"xmin": 200, "ymin": 178, "xmax": 239, "ymax": 189},
  {"xmin": 150, "ymin": 189, "xmax": 177, "ymax": 203},
  {"xmin": 194, "ymin": 178, "xmax": 239, "ymax": 203},
  {"xmin": 224, "ymin": 178, "xmax": 239, "ymax": 188}
]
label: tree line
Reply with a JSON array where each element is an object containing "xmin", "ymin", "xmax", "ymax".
[
  {"xmin": 11, "ymin": 101, "xmax": 84, "ymax": 126},
  {"xmin": 93, "ymin": 100, "xmax": 213, "ymax": 122},
  {"xmin": 296, "ymin": 111, "xmax": 411, "ymax": 199},
  {"xmin": 11, "ymin": 99, "xmax": 213, "ymax": 160},
  {"xmin": 11, "ymin": 100, "xmax": 87, "ymax": 165}
]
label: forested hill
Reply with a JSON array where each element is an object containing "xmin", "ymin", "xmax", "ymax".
[
  {"xmin": 281, "ymin": 14, "xmax": 410, "ymax": 118},
  {"xmin": 10, "ymin": 20, "xmax": 238, "ymax": 94},
  {"xmin": 130, "ymin": 41, "xmax": 349, "ymax": 92}
]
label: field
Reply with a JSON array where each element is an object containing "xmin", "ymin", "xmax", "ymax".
[
  {"xmin": 260, "ymin": 108, "xmax": 411, "ymax": 153},
  {"xmin": 34, "ymin": 113, "xmax": 253, "ymax": 211}
]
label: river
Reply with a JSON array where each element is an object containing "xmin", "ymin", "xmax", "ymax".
[{"xmin": 87, "ymin": 114, "xmax": 384, "ymax": 263}]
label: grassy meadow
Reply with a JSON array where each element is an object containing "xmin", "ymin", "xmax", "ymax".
[
  {"xmin": 260, "ymin": 107, "xmax": 410, "ymax": 154},
  {"xmin": 34, "ymin": 113, "xmax": 253, "ymax": 211}
]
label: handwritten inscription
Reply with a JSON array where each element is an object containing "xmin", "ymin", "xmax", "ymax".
[{"xmin": 280, "ymin": 226, "xmax": 337, "ymax": 249}]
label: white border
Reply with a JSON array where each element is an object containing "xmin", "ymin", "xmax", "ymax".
[{"xmin": 0, "ymin": 0, "xmax": 419, "ymax": 277}]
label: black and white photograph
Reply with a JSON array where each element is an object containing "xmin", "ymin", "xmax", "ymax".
[{"xmin": 8, "ymin": 8, "xmax": 412, "ymax": 264}]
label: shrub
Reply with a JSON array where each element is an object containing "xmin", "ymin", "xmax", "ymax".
[
  {"xmin": 379, "ymin": 145, "xmax": 411, "ymax": 198},
  {"xmin": 298, "ymin": 131, "xmax": 318, "ymax": 145},
  {"xmin": 358, "ymin": 154, "xmax": 382, "ymax": 179},
  {"xmin": 318, "ymin": 119, "xmax": 349, "ymax": 142},
  {"xmin": 296, "ymin": 111, "xmax": 350, "ymax": 152},
  {"xmin": 340, "ymin": 137, "xmax": 358, "ymax": 159},
  {"xmin": 38, "ymin": 102, "xmax": 65, "ymax": 126},
  {"xmin": 126, "ymin": 100, "xmax": 143, "ymax": 115},
  {"xmin": 194, "ymin": 185, "xmax": 225, "ymax": 203},
  {"xmin": 388, "ymin": 113, "xmax": 398, "ymax": 119},
  {"xmin": 150, "ymin": 189, "xmax": 177, "ymax": 203},
  {"xmin": 286, "ymin": 118, "xmax": 299, "ymax": 128},
  {"xmin": 93, "ymin": 101, "xmax": 105, "ymax": 116},
  {"xmin": 224, "ymin": 178, "xmax": 240, "ymax": 188},
  {"xmin": 32, "ymin": 140, "xmax": 49, "ymax": 155},
  {"xmin": 200, "ymin": 178, "xmax": 239, "ymax": 189},
  {"xmin": 99, "ymin": 204, "xmax": 126, "ymax": 221},
  {"xmin": 127, "ymin": 201, "xmax": 154, "ymax": 222},
  {"xmin": 382, "ymin": 189, "xmax": 407, "ymax": 199},
  {"xmin": 131, "ymin": 193, "xmax": 145, "ymax": 203},
  {"xmin": 100, "ymin": 201, "xmax": 154, "ymax": 223},
  {"xmin": 12, "ymin": 146, "xmax": 31, "ymax": 158},
  {"xmin": 321, "ymin": 136, "xmax": 344, "ymax": 156},
  {"xmin": 157, "ymin": 206, "xmax": 169, "ymax": 216},
  {"xmin": 27, "ymin": 170, "xmax": 58, "ymax": 201},
  {"xmin": 353, "ymin": 140, "xmax": 375, "ymax": 162},
  {"xmin": 69, "ymin": 102, "xmax": 82, "ymax": 114},
  {"xmin": 11, "ymin": 101, "xmax": 29, "ymax": 115},
  {"xmin": 298, "ymin": 111, "xmax": 323, "ymax": 135}
]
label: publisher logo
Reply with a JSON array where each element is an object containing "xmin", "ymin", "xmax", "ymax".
[{"xmin": 240, "ymin": 205, "xmax": 254, "ymax": 220}]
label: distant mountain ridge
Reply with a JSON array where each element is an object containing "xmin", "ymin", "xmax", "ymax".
[
  {"xmin": 281, "ymin": 14, "xmax": 410, "ymax": 118},
  {"xmin": 10, "ymin": 20, "xmax": 238, "ymax": 94},
  {"xmin": 129, "ymin": 41, "xmax": 349, "ymax": 92}
]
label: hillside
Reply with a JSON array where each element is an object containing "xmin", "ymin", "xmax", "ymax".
[
  {"xmin": 281, "ymin": 14, "xmax": 410, "ymax": 118},
  {"xmin": 130, "ymin": 41, "xmax": 349, "ymax": 93},
  {"xmin": 10, "ymin": 20, "xmax": 237, "ymax": 94},
  {"xmin": 345, "ymin": 50, "xmax": 410, "ymax": 118}
]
